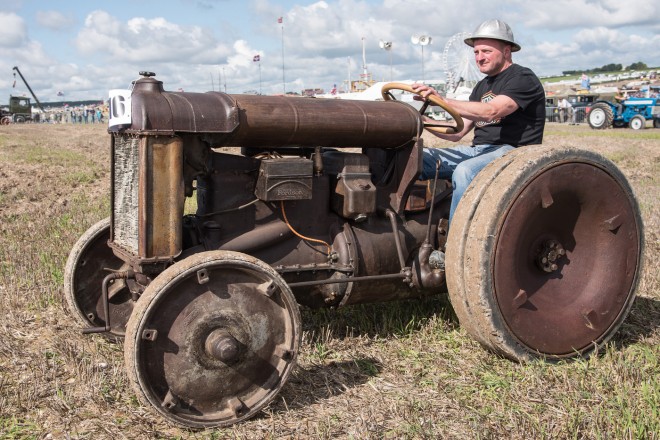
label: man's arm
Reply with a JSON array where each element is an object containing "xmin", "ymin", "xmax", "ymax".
[
  {"xmin": 426, "ymin": 116, "xmax": 475, "ymax": 142},
  {"xmin": 412, "ymin": 83, "xmax": 519, "ymax": 124}
]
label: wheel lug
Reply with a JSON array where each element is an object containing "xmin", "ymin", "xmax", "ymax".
[
  {"xmin": 205, "ymin": 329, "xmax": 240, "ymax": 363},
  {"xmin": 536, "ymin": 239, "xmax": 566, "ymax": 273}
]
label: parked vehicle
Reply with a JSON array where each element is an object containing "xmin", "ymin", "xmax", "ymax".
[
  {"xmin": 0, "ymin": 67, "xmax": 44, "ymax": 124},
  {"xmin": 588, "ymin": 95, "xmax": 660, "ymax": 130},
  {"xmin": 0, "ymin": 96, "xmax": 34, "ymax": 124}
]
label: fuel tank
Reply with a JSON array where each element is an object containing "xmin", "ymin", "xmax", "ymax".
[{"xmin": 124, "ymin": 74, "xmax": 422, "ymax": 149}]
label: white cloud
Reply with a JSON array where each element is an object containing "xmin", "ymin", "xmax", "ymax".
[
  {"xmin": 2, "ymin": 1, "xmax": 659, "ymax": 102},
  {"xmin": 74, "ymin": 11, "xmax": 231, "ymax": 64},
  {"xmin": 515, "ymin": 0, "xmax": 659, "ymax": 29},
  {"xmin": 0, "ymin": 12, "xmax": 28, "ymax": 48},
  {"xmin": 36, "ymin": 10, "xmax": 75, "ymax": 31}
]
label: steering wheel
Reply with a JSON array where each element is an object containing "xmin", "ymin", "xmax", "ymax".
[{"xmin": 381, "ymin": 82, "xmax": 464, "ymax": 135}]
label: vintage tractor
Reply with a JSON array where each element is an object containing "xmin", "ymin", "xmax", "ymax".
[
  {"xmin": 64, "ymin": 72, "xmax": 644, "ymax": 428},
  {"xmin": 588, "ymin": 94, "xmax": 660, "ymax": 130}
]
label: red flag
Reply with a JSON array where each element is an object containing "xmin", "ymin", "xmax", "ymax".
[
  {"xmin": 277, "ymin": 17, "xmax": 283, "ymax": 24},
  {"xmin": 253, "ymin": 54, "xmax": 260, "ymax": 62}
]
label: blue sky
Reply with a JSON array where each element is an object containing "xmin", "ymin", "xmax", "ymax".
[{"xmin": 1, "ymin": 0, "xmax": 658, "ymax": 103}]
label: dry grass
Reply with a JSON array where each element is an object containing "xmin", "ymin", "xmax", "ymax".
[{"xmin": 0, "ymin": 123, "xmax": 658, "ymax": 439}]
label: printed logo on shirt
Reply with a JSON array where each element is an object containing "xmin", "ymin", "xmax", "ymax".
[{"xmin": 476, "ymin": 91, "xmax": 501, "ymax": 127}]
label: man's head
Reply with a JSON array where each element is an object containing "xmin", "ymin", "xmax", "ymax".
[
  {"xmin": 471, "ymin": 38, "xmax": 513, "ymax": 76},
  {"xmin": 464, "ymin": 19, "xmax": 519, "ymax": 76}
]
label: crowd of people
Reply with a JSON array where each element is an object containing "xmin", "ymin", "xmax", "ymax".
[{"xmin": 35, "ymin": 105, "xmax": 107, "ymax": 124}]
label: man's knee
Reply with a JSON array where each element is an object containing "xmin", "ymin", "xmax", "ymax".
[{"xmin": 452, "ymin": 162, "xmax": 474, "ymax": 190}]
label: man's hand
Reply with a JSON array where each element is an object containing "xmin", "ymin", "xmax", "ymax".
[{"xmin": 411, "ymin": 83, "xmax": 443, "ymax": 102}]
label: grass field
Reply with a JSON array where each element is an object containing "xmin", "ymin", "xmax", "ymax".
[{"xmin": 0, "ymin": 123, "xmax": 658, "ymax": 439}]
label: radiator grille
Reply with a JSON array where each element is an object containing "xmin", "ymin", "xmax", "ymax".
[{"xmin": 113, "ymin": 135, "xmax": 140, "ymax": 255}]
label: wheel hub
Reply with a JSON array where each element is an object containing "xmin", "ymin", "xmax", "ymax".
[
  {"xmin": 205, "ymin": 329, "xmax": 241, "ymax": 364},
  {"xmin": 535, "ymin": 239, "xmax": 566, "ymax": 273}
]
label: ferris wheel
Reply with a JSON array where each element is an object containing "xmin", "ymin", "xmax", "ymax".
[{"xmin": 442, "ymin": 32, "xmax": 484, "ymax": 92}]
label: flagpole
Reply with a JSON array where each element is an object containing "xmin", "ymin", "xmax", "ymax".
[
  {"xmin": 280, "ymin": 17, "xmax": 285, "ymax": 94},
  {"xmin": 253, "ymin": 55, "xmax": 262, "ymax": 94}
]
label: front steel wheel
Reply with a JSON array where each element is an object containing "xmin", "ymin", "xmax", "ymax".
[
  {"xmin": 63, "ymin": 217, "xmax": 134, "ymax": 339},
  {"xmin": 447, "ymin": 146, "xmax": 643, "ymax": 361},
  {"xmin": 124, "ymin": 250, "xmax": 301, "ymax": 428}
]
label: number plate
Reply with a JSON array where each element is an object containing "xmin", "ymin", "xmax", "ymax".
[{"xmin": 108, "ymin": 89, "xmax": 132, "ymax": 128}]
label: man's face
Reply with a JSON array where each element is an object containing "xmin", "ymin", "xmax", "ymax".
[{"xmin": 472, "ymin": 39, "xmax": 510, "ymax": 76}]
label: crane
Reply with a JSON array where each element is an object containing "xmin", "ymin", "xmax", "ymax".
[{"xmin": 12, "ymin": 66, "xmax": 45, "ymax": 112}]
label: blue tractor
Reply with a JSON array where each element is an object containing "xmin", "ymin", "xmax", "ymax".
[{"xmin": 588, "ymin": 92, "xmax": 660, "ymax": 130}]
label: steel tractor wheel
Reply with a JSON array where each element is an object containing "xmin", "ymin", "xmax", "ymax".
[
  {"xmin": 446, "ymin": 146, "xmax": 643, "ymax": 362},
  {"xmin": 124, "ymin": 250, "xmax": 301, "ymax": 428},
  {"xmin": 64, "ymin": 217, "xmax": 134, "ymax": 339},
  {"xmin": 587, "ymin": 102, "xmax": 614, "ymax": 129},
  {"xmin": 0, "ymin": 116, "xmax": 11, "ymax": 125}
]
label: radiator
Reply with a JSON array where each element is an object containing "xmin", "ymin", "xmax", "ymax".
[
  {"xmin": 111, "ymin": 134, "xmax": 184, "ymax": 261},
  {"xmin": 112, "ymin": 135, "xmax": 140, "ymax": 255}
]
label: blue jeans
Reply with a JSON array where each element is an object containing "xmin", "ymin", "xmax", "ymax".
[{"xmin": 421, "ymin": 144, "xmax": 515, "ymax": 224}]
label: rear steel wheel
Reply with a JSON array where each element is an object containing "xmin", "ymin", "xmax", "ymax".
[
  {"xmin": 64, "ymin": 217, "xmax": 134, "ymax": 339},
  {"xmin": 124, "ymin": 250, "xmax": 301, "ymax": 428},
  {"xmin": 447, "ymin": 146, "xmax": 643, "ymax": 361},
  {"xmin": 446, "ymin": 146, "xmax": 534, "ymax": 345}
]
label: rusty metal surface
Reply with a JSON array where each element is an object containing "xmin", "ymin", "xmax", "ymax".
[
  {"xmin": 493, "ymin": 162, "xmax": 641, "ymax": 355},
  {"xmin": 225, "ymin": 93, "xmax": 422, "ymax": 149},
  {"xmin": 129, "ymin": 76, "xmax": 240, "ymax": 134},
  {"xmin": 138, "ymin": 136, "xmax": 185, "ymax": 259},
  {"xmin": 125, "ymin": 250, "xmax": 300, "ymax": 428},
  {"xmin": 126, "ymin": 75, "xmax": 422, "ymax": 149}
]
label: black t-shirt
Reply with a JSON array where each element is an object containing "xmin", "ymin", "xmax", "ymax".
[{"xmin": 469, "ymin": 64, "xmax": 545, "ymax": 146}]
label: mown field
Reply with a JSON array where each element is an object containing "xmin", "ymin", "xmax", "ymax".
[{"xmin": 0, "ymin": 123, "xmax": 658, "ymax": 439}]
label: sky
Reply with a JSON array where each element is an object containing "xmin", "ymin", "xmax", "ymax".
[{"xmin": 1, "ymin": 0, "xmax": 659, "ymax": 103}]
